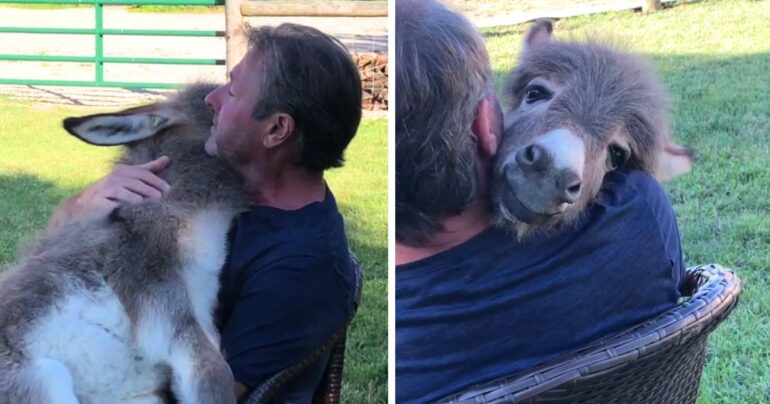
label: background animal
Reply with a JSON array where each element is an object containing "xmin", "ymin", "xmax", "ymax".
[
  {"xmin": 0, "ymin": 83, "xmax": 245, "ymax": 404},
  {"xmin": 492, "ymin": 20, "xmax": 693, "ymax": 237}
]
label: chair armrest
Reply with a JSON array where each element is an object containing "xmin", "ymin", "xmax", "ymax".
[
  {"xmin": 245, "ymin": 257, "xmax": 364, "ymax": 404},
  {"xmin": 438, "ymin": 264, "xmax": 741, "ymax": 403}
]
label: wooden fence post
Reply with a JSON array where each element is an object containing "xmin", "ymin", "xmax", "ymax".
[
  {"xmin": 225, "ymin": 0, "xmax": 246, "ymax": 75},
  {"xmin": 642, "ymin": 0, "xmax": 662, "ymax": 13}
]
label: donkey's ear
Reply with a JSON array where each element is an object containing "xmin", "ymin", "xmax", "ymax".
[
  {"xmin": 655, "ymin": 141, "xmax": 694, "ymax": 182},
  {"xmin": 63, "ymin": 107, "xmax": 182, "ymax": 146},
  {"xmin": 523, "ymin": 20, "xmax": 553, "ymax": 54}
]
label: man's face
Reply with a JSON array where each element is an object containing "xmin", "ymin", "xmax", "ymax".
[{"xmin": 204, "ymin": 53, "xmax": 267, "ymax": 168}]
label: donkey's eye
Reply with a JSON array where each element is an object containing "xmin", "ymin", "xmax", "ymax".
[
  {"xmin": 607, "ymin": 144, "xmax": 630, "ymax": 170},
  {"xmin": 524, "ymin": 84, "xmax": 551, "ymax": 104}
]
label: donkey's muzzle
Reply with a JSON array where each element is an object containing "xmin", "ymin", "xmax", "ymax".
[
  {"xmin": 497, "ymin": 128, "xmax": 587, "ymax": 224},
  {"xmin": 514, "ymin": 144, "xmax": 582, "ymax": 205}
]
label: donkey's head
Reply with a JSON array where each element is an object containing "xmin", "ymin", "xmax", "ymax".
[
  {"xmin": 61, "ymin": 84, "xmax": 248, "ymax": 205},
  {"xmin": 62, "ymin": 84, "xmax": 216, "ymax": 166},
  {"xmin": 492, "ymin": 21, "xmax": 692, "ymax": 236}
]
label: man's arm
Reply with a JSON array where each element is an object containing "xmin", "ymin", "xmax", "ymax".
[
  {"xmin": 48, "ymin": 156, "xmax": 172, "ymax": 229},
  {"xmin": 220, "ymin": 257, "xmax": 351, "ymax": 400},
  {"xmin": 234, "ymin": 383, "xmax": 248, "ymax": 401}
]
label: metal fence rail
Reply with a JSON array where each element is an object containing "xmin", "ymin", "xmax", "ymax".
[{"xmin": 0, "ymin": 0, "xmax": 225, "ymax": 88}]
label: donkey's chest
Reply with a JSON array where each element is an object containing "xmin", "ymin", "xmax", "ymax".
[
  {"xmin": 177, "ymin": 208, "xmax": 235, "ymax": 342},
  {"xmin": 25, "ymin": 287, "xmax": 168, "ymax": 402}
]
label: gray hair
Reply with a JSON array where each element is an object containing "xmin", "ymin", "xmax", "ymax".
[
  {"xmin": 395, "ymin": 0, "xmax": 493, "ymax": 244},
  {"xmin": 245, "ymin": 24, "xmax": 362, "ymax": 172}
]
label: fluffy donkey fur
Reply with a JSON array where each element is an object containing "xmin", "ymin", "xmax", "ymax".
[
  {"xmin": 0, "ymin": 84, "xmax": 247, "ymax": 404},
  {"xmin": 492, "ymin": 21, "xmax": 693, "ymax": 238}
]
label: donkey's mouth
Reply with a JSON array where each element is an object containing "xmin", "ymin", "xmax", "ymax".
[{"xmin": 498, "ymin": 187, "xmax": 561, "ymax": 225}]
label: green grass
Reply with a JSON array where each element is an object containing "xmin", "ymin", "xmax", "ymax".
[
  {"xmin": 483, "ymin": 1, "xmax": 770, "ymax": 402},
  {"xmin": 328, "ymin": 118, "xmax": 388, "ymax": 403},
  {"xmin": 124, "ymin": 0, "xmax": 383, "ymax": 13},
  {"xmin": 0, "ymin": 103, "xmax": 386, "ymax": 403}
]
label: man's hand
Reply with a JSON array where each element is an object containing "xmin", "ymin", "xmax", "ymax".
[
  {"xmin": 80, "ymin": 156, "xmax": 172, "ymax": 210},
  {"xmin": 49, "ymin": 156, "xmax": 172, "ymax": 228},
  {"xmin": 235, "ymin": 382, "xmax": 248, "ymax": 401}
]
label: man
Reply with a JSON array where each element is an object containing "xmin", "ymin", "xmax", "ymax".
[
  {"xmin": 395, "ymin": 1, "xmax": 684, "ymax": 402},
  {"xmin": 51, "ymin": 23, "xmax": 361, "ymax": 402}
]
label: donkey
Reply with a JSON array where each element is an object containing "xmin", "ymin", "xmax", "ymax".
[
  {"xmin": 492, "ymin": 20, "xmax": 693, "ymax": 237},
  {"xmin": 0, "ymin": 83, "xmax": 246, "ymax": 403}
]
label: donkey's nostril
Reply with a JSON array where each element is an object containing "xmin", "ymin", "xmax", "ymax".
[
  {"xmin": 562, "ymin": 181, "xmax": 581, "ymax": 204},
  {"xmin": 516, "ymin": 144, "xmax": 545, "ymax": 171},
  {"xmin": 557, "ymin": 170, "xmax": 582, "ymax": 204}
]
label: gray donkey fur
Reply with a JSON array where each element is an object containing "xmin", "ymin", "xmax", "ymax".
[
  {"xmin": 0, "ymin": 83, "xmax": 246, "ymax": 403},
  {"xmin": 492, "ymin": 20, "xmax": 693, "ymax": 238}
]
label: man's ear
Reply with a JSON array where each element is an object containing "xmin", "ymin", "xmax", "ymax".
[
  {"xmin": 473, "ymin": 96, "xmax": 499, "ymax": 158},
  {"xmin": 262, "ymin": 112, "xmax": 295, "ymax": 148}
]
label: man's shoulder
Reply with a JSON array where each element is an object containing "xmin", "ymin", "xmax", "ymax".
[
  {"xmin": 233, "ymin": 193, "xmax": 344, "ymax": 247},
  {"xmin": 598, "ymin": 169, "xmax": 677, "ymax": 227},
  {"xmin": 601, "ymin": 170, "xmax": 670, "ymax": 205},
  {"xmin": 395, "ymin": 227, "xmax": 518, "ymax": 284},
  {"xmin": 226, "ymin": 191, "xmax": 351, "ymax": 276}
]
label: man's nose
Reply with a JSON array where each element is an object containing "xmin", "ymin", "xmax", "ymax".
[{"xmin": 204, "ymin": 86, "xmax": 221, "ymax": 112}]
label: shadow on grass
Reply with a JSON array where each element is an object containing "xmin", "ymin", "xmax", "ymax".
[
  {"xmin": 0, "ymin": 173, "xmax": 389, "ymax": 401},
  {"xmin": 0, "ymin": 173, "xmax": 75, "ymax": 265}
]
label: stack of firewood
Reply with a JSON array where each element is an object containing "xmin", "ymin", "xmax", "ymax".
[{"xmin": 353, "ymin": 52, "xmax": 388, "ymax": 111}]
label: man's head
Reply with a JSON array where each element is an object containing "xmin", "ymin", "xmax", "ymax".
[
  {"xmin": 205, "ymin": 23, "xmax": 362, "ymax": 177},
  {"xmin": 396, "ymin": 0, "xmax": 501, "ymax": 245}
]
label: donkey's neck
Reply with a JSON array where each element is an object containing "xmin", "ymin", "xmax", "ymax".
[{"xmin": 119, "ymin": 139, "xmax": 248, "ymax": 210}]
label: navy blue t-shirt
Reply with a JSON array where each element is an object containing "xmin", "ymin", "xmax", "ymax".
[
  {"xmin": 396, "ymin": 170, "xmax": 685, "ymax": 403},
  {"xmin": 215, "ymin": 188, "xmax": 356, "ymax": 402}
]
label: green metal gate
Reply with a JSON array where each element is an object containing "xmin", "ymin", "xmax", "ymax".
[{"xmin": 0, "ymin": 0, "xmax": 225, "ymax": 88}]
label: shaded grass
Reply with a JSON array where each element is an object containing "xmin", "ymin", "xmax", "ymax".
[
  {"xmin": 482, "ymin": 1, "xmax": 770, "ymax": 402},
  {"xmin": 0, "ymin": 103, "xmax": 387, "ymax": 403}
]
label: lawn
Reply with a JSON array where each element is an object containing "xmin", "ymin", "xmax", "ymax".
[
  {"xmin": 0, "ymin": 102, "xmax": 387, "ymax": 403},
  {"xmin": 482, "ymin": 0, "xmax": 769, "ymax": 402}
]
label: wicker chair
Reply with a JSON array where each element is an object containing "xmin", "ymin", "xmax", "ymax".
[
  {"xmin": 244, "ymin": 261, "xmax": 363, "ymax": 404},
  {"xmin": 438, "ymin": 264, "xmax": 741, "ymax": 404}
]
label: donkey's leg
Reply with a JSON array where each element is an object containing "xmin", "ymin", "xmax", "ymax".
[
  {"xmin": 25, "ymin": 358, "xmax": 79, "ymax": 404},
  {"xmin": 133, "ymin": 293, "xmax": 235, "ymax": 404},
  {"xmin": 123, "ymin": 394, "xmax": 169, "ymax": 404},
  {"xmin": 167, "ymin": 326, "xmax": 235, "ymax": 404}
]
